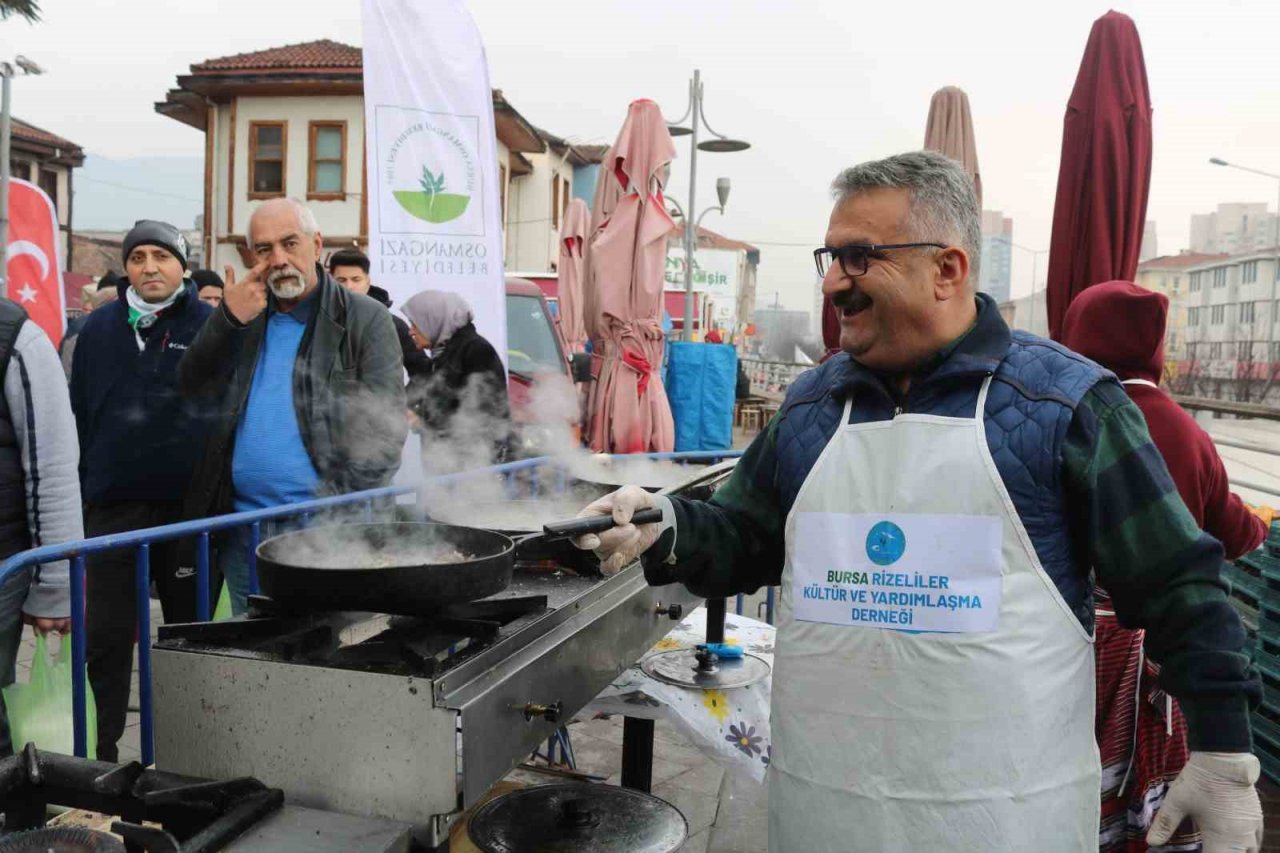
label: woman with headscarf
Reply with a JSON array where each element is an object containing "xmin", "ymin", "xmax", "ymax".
[{"xmin": 401, "ymin": 290, "xmax": 511, "ymax": 465}]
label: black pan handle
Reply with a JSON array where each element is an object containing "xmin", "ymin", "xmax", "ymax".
[{"xmin": 541, "ymin": 508, "xmax": 664, "ymax": 541}]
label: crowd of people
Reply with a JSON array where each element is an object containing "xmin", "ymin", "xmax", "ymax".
[
  {"xmin": 0, "ymin": 197, "xmax": 511, "ymax": 763},
  {"xmin": 0, "ymin": 154, "xmax": 1271, "ymax": 849}
]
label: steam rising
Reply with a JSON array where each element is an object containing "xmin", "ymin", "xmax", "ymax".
[{"xmin": 264, "ymin": 522, "xmax": 480, "ymax": 570}]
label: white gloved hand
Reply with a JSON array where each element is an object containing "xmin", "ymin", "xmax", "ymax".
[
  {"xmin": 572, "ymin": 485, "xmax": 675, "ymax": 576},
  {"xmin": 1147, "ymin": 751, "xmax": 1263, "ymax": 853}
]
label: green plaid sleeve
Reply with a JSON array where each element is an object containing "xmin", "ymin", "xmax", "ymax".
[
  {"xmin": 641, "ymin": 417, "xmax": 786, "ymax": 598},
  {"xmin": 1063, "ymin": 380, "xmax": 1260, "ymax": 751}
]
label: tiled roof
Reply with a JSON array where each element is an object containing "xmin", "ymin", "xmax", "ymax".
[
  {"xmin": 192, "ymin": 39, "xmax": 362, "ymax": 73},
  {"xmin": 1138, "ymin": 252, "xmax": 1229, "ymax": 270},
  {"xmin": 667, "ymin": 223, "xmax": 759, "ymax": 254},
  {"xmin": 11, "ymin": 118, "xmax": 81, "ymax": 152},
  {"xmin": 575, "ymin": 144, "xmax": 610, "ymax": 164}
]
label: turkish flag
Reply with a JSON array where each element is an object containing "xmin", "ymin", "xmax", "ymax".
[{"xmin": 6, "ymin": 178, "xmax": 65, "ymax": 348}]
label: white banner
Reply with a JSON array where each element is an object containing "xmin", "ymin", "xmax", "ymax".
[
  {"xmin": 664, "ymin": 248, "xmax": 739, "ymax": 299},
  {"xmin": 362, "ymin": 0, "xmax": 506, "ymax": 360},
  {"xmin": 664, "ymin": 248, "xmax": 740, "ymax": 329}
]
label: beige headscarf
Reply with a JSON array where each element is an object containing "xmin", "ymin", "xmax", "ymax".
[{"xmin": 401, "ymin": 290, "xmax": 474, "ymax": 349}]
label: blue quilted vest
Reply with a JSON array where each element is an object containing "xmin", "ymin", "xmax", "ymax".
[{"xmin": 772, "ymin": 296, "xmax": 1108, "ymax": 628}]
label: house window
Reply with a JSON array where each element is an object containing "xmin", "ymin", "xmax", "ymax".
[
  {"xmin": 37, "ymin": 169, "xmax": 57, "ymax": 213},
  {"xmin": 1211, "ymin": 304, "xmax": 1226, "ymax": 325},
  {"xmin": 499, "ymin": 163, "xmax": 508, "ymax": 225},
  {"xmin": 551, "ymin": 174, "xmax": 572, "ymax": 229},
  {"xmin": 1188, "ymin": 307, "xmax": 1200, "ymax": 326},
  {"xmin": 8, "ymin": 160, "xmax": 28, "ymax": 181},
  {"xmin": 1213, "ymin": 267, "xmax": 1227, "ymax": 288},
  {"xmin": 1238, "ymin": 341, "xmax": 1252, "ymax": 361},
  {"xmin": 1271, "ymin": 341, "xmax": 1280, "ymax": 362},
  {"xmin": 249, "ymin": 121, "xmax": 287, "ymax": 197},
  {"xmin": 1210, "ymin": 342, "xmax": 1223, "ymax": 359},
  {"xmin": 308, "ymin": 122, "xmax": 346, "ymax": 198},
  {"xmin": 1171, "ymin": 275, "xmax": 1181, "ymax": 294},
  {"xmin": 552, "ymin": 175, "xmax": 561, "ymax": 229},
  {"xmin": 1243, "ymin": 261, "xmax": 1258, "ymax": 283},
  {"xmin": 1190, "ymin": 273, "xmax": 1200, "ymax": 292},
  {"xmin": 1241, "ymin": 301, "xmax": 1256, "ymax": 324}
]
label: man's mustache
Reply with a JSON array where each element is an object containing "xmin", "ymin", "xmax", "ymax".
[{"xmin": 832, "ymin": 289, "xmax": 858, "ymax": 310}]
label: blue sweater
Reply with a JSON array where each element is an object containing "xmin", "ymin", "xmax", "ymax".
[{"xmin": 231, "ymin": 305, "xmax": 320, "ymax": 511}]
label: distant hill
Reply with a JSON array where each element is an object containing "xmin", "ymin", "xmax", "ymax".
[{"xmin": 72, "ymin": 155, "xmax": 202, "ymax": 232}]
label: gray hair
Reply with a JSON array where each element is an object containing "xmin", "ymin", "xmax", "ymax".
[
  {"xmin": 248, "ymin": 197, "xmax": 320, "ymax": 241},
  {"xmin": 830, "ymin": 151, "xmax": 981, "ymax": 280}
]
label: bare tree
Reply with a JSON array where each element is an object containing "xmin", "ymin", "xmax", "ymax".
[{"xmin": 0, "ymin": 0, "xmax": 40, "ymax": 22}]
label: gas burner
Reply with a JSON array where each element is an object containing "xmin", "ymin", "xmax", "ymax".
[
  {"xmin": 155, "ymin": 595, "xmax": 550, "ymax": 678},
  {"xmin": 0, "ymin": 745, "xmax": 285, "ymax": 852}
]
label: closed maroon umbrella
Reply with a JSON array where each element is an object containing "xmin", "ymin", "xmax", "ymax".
[{"xmin": 1044, "ymin": 10, "xmax": 1153, "ymax": 341}]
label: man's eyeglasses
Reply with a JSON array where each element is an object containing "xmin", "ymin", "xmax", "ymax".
[{"xmin": 813, "ymin": 243, "xmax": 948, "ymax": 278}]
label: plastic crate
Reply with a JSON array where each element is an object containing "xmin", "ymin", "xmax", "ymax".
[
  {"xmin": 1252, "ymin": 710, "xmax": 1280, "ymax": 784},
  {"xmin": 1252, "ymin": 645, "xmax": 1280, "ymax": 699},
  {"xmin": 1226, "ymin": 563, "xmax": 1268, "ymax": 609},
  {"xmin": 1265, "ymin": 522, "xmax": 1280, "ymax": 558},
  {"xmin": 1258, "ymin": 598, "xmax": 1280, "ymax": 641}
]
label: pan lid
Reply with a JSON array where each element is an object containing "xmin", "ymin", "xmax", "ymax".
[
  {"xmin": 641, "ymin": 647, "xmax": 771, "ymax": 690},
  {"xmin": 467, "ymin": 783, "xmax": 687, "ymax": 853},
  {"xmin": 0, "ymin": 828, "xmax": 126, "ymax": 852}
]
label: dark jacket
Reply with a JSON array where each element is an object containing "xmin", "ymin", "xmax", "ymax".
[
  {"xmin": 408, "ymin": 322, "xmax": 510, "ymax": 457},
  {"xmin": 1060, "ymin": 280, "xmax": 1266, "ymax": 558},
  {"xmin": 735, "ymin": 362, "xmax": 750, "ymax": 400},
  {"xmin": 368, "ymin": 285, "xmax": 431, "ymax": 381},
  {"xmin": 70, "ymin": 279, "xmax": 213, "ymax": 505},
  {"xmin": 178, "ymin": 266, "xmax": 407, "ymax": 518}
]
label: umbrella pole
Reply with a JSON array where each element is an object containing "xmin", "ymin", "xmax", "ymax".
[{"xmin": 682, "ymin": 70, "xmax": 701, "ymax": 342}]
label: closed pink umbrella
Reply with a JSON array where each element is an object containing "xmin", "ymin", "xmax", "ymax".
[
  {"xmin": 924, "ymin": 85, "xmax": 982, "ymax": 209},
  {"xmin": 584, "ymin": 99, "xmax": 676, "ymax": 454},
  {"xmin": 557, "ymin": 198, "xmax": 591, "ymax": 353}
]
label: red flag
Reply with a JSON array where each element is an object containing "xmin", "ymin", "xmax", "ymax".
[{"xmin": 6, "ymin": 178, "xmax": 65, "ymax": 347}]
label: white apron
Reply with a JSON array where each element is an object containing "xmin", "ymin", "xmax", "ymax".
[{"xmin": 770, "ymin": 378, "xmax": 1100, "ymax": 852}]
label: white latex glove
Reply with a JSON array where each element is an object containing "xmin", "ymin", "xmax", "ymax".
[
  {"xmin": 1147, "ymin": 751, "xmax": 1263, "ymax": 853},
  {"xmin": 572, "ymin": 485, "xmax": 675, "ymax": 576}
]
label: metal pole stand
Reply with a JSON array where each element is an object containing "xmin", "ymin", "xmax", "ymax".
[{"xmin": 705, "ymin": 596, "xmax": 726, "ymax": 644}]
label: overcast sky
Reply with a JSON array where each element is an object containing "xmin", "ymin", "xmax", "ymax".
[{"xmin": 3, "ymin": 0, "xmax": 1278, "ymax": 312}]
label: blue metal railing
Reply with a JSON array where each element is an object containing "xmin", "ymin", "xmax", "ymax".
[{"xmin": 0, "ymin": 451, "xmax": 741, "ymax": 765}]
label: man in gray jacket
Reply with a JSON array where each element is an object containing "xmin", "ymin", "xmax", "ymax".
[
  {"xmin": 179, "ymin": 199, "xmax": 406, "ymax": 613},
  {"xmin": 0, "ymin": 298, "xmax": 83, "ymax": 755}
]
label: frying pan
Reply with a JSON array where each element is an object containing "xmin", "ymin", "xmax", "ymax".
[
  {"xmin": 256, "ymin": 511, "xmax": 661, "ymax": 616},
  {"xmin": 425, "ymin": 499, "xmax": 600, "ymax": 567},
  {"xmin": 566, "ymin": 455, "xmax": 706, "ymax": 494}
]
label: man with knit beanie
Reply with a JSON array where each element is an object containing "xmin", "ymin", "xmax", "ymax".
[{"xmin": 69, "ymin": 219, "xmax": 214, "ymax": 762}]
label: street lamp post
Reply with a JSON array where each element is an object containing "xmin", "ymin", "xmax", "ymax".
[
  {"xmin": 665, "ymin": 70, "xmax": 749, "ymax": 341},
  {"xmin": 1210, "ymin": 157, "xmax": 1280, "ymax": 391},
  {"xmin": 0, "ymin": 56, "xmax": 44, "ymax": 292}
]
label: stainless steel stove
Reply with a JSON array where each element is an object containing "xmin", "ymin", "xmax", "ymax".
[{"xmin": 151, "ymin": 461, "xmax": 735, "ymax": 849}]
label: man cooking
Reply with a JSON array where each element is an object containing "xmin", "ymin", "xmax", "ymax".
[{"xmin": 575, "ymin": 151, "xmax": 1264, "ymax": 851}]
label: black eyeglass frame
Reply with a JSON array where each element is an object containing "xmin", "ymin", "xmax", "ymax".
[{"xmin": 813, "ymin": 242, "xmax": 949, "ymax": 278}]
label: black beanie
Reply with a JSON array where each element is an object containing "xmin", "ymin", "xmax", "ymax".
[
  {"xmin": 122, "ymin": 220, "xmax": 189, "ymax": 270},
  {"xmin": 190, "ymin": 269, "xmax": 224, "ymax": 290}
]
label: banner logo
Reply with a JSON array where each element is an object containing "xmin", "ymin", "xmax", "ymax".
[
  {"xmin": 377, "ymin": 106, "xmax": 482, "ymax": 236},
  {"xmin": 866, "ymin": 520, "xmax": 906, "ymax": 566}
]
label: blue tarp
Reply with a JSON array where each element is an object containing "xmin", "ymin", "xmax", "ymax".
[{"xmin": 665, "ymin": 342, "xmax": 736, "ymax": 451}]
